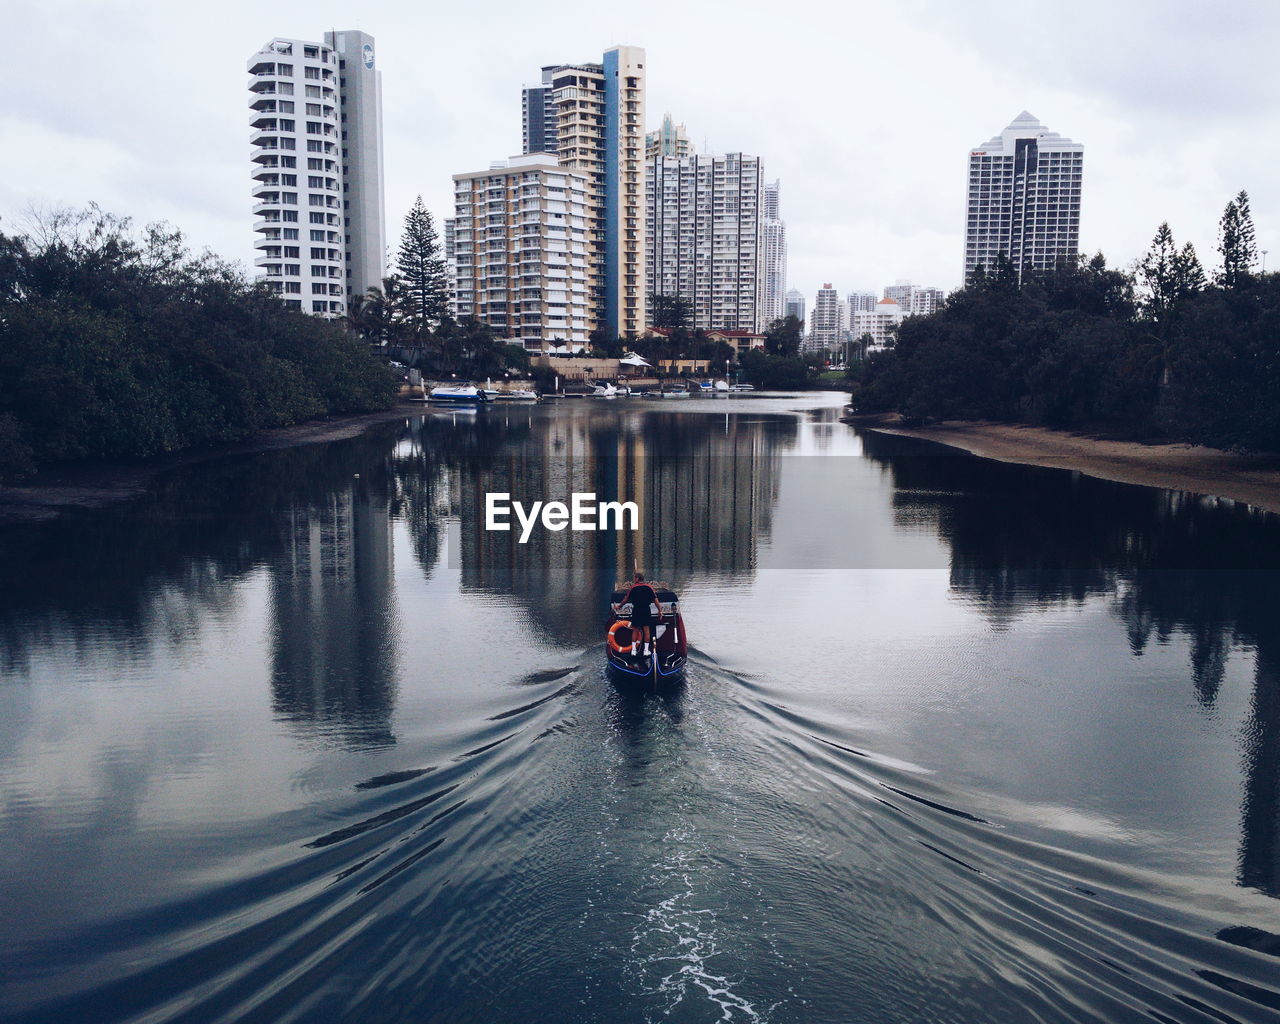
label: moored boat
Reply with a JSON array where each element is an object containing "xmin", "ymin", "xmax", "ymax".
[
  {"xmin": 643, "ymin": 385, "xmax": 692, "ymax": 399},
  {"xmin": 605, "ymin": 575, "xmax": 688, "ymax": 684},
  {"xmin": 428, "ymin": 384, "xmax": 491, "ymax": 404}
]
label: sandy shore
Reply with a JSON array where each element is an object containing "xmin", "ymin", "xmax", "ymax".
[
  {"xmin": 0, "ymin": 401, "xmax": 422, "ymax": 524},
  {"xmin": 852, "ymin": 415, "xmax": 1280, "ymax": 515}
]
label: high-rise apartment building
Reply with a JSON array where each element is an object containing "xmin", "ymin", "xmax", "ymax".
[
  {"xmin": 847, "ymin": 291, "xmax": 878, "ymax": 315},
  {"xmin": 646, "ymin": 151, "xmax": 764, "ymax": 331},
  {"xmin": 452, "ymin": 154, "xmax": 592, "ymax": 351},
  {"xmin": 785, "ymin": 288, "xmax": 806, "ymax": 324},
  {"xmin": 964, "ymin": 111, "xmax": 1083, "ymax": 285},
  {"xmin": 248, "ymin": 32, "xmax": 384, "ymax": 317},
  {"xmin": 805, "ymin": 283, "xmax": 841, "ymax": 352},
  {"xmin": 645, "ymin": 113, "xmax": 693, "ymax": 159},
  {"xmin": 521, "ymin": 67, "xmax": 561, "ymax": 155},
  {"xmin": 522, "ymin": 47, "xmax": 647, "ymax": 339},
  {"xmin": 761, "ymin": 180, "xmax": 786, "ymax": 326},
  {"xmin": 909, "ymin": 287, "xmax": 945, "ymax": 316}
]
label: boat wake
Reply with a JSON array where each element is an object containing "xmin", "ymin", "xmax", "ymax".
[{"xmin": 10, "ymin": 652, "xmax": 1280, "ymax": 1023}]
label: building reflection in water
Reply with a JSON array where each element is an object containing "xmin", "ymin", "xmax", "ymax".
[
  {"xmin": 394, "ymin": 406, "xmax": 788, "ymax": 647},
  {"xmin": 268, "ymin": 467, "xmax": 399, "ymax": 749},
  {"xmin": 859, "ymin": 429, "xmax": 1280, "ymax": 899}
]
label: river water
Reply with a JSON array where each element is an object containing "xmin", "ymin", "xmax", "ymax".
[{"xmin": 2, "ymin": 393, "xmax": 1278, "ymax": 1023}]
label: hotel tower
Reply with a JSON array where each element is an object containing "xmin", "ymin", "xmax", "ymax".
[{"xmin": 964, "ymin": 111, "xmax": 1082, "ymax": 285}]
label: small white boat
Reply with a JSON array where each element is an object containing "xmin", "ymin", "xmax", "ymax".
[
  {"xmin": 729, "ymin": 383, "xmax": 755, "ymax": 392},
  {"xmin": 714, "ymin": 379, "xmax": 731, "ymax": 393},
  {"xmin": 494, "ymin": 388, "xmax": 539, "ymax": 402},
  {"xmin": 644, "ymin": 386, "xmax": 691, "ymax": 399},
  {"xmin": 428, "ymin": 384, "xmax": 491, "ymax": 404},
  {"xmin": 592, "ymin": 382, "xmax": 620, "ymax": 398}
]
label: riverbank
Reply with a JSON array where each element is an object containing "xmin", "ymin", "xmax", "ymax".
[
  {"xmin": 852, "ymin": 414, "xmax": 1280, "ymax": 515},
  {"xmin": 0, "ymin": 401, "xmax": 422, "ymax": 524}
]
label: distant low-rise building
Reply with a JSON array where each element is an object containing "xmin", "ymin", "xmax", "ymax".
[
  {"xmin": 642, "ymin": 326, "xmax": 766, "ymax": 359},
  {"xmin": 852, "ymin": 296, "xmax": 905, "ymax": 349}
]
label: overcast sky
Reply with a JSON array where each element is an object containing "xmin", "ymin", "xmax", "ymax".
[{"xmin": 3, "ymin": 0, "xmax": 1277, "ymax": 305}]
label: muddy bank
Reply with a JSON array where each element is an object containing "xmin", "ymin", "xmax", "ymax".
[
  {"xmin": 851, "ymin": 414, "xmax": 1280, "ymax": 516},
  {"xmin": 0, "ymin": 401, "xmax": 423, "ymax": 524}
]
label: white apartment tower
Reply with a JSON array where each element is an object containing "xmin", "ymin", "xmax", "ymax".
[
  {"xmin": 452, "ymin": 155, "xmax": 592, "ymax": 351},
  {"xmin": 646, "ymin": 151, "xmax": 765, "ymax": 332},
  {"xmin": 761, "ymin": 180, "xmax": 787, "ymax": 326},
  {"xmin": 964, "ymin": 111, "xmax": 1082, "ymax": 285},
  {"xmin": 852, "ymin": 297, "xmax": 905, "ymax": 348},
  {"xmin": 248, "ymin": 33, "xmax": 385, "ymax": 317},
  {"xmin": 805, "ymin": 283, "xmax": 841, "ymax": 352}
]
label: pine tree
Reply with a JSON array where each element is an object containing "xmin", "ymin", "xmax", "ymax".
[
  {"xmin": 1139, "ymin": 222, "xmax": 1178, "ymax": 321},
  {"xmin": 1217, "ymin": 190, "xmax": 1257, "ymax": 289},
  {"xmin": 396, "ymin": 197, "xmax": 449, "ymax": 335},
  {"xmin": 1235, "ymin": 189, "xmax": 1258, "ymax": 277},
  {"xmin": 1174, "ymin": 242, "xmax": 1206, "ymax": 297}
]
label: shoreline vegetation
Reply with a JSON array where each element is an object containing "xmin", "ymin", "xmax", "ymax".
[
  {"xmin": 0, "ymin": 207, "xmax": 399, "ymax": 485},
  {"xmin": 0, "ymin": 399, "xmax": 422, "ymax": 523},
  {"xmin": 846, "ymin": 413, "xmax": 1280, "ymax": 516},
  {"xmin": 849, "ymin": 193, "xmax": 1280, "ymax": 456}
]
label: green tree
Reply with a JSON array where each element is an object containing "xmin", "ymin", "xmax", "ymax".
[
  {"xmin": 764, "ymin": 314, "xmax": 803, "ymax": 357},
  {"xmin": 1174, "ymin": 243, "xmax": 1207, "ymax": 300},
  {"xmin": 1139, "ymin": 222, "xmax": 1179, "ymax": 323},
  {"xmin": 649, "ymin": 293, "xmax": 691, "ymax": 329},
  {"xmin": 0, "ymin": 204, "xmax": 396, "ymax": 481},
  {"xmin": 1217, "ymin": 190, "xmax": 1258, "ymax": 289},
  {"xmin": 396, "ymin": 196, "xmax": 449, "ymax": 335}
]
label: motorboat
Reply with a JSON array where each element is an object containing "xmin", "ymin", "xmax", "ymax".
[
  {"xmin": 592, "ymin": 382, "xmax": 621, "ymax": 398},
  {"xmin": 728, "ymin": 383, "xmax": 755, "ymax": 392},
  {"xmin": 493, "ymin": 388, "xmax": 539, "ymax": 402},
  {"xmin": 428, "ymin": 384, "xmax": 491, "ymax": 404},
  {"xmin": 643, "ymin": 385, "xmax": 692, "ymax": 399},
  {"xmin": 606, "ymin": 576, "xmax": 688, "ymax": 684}
]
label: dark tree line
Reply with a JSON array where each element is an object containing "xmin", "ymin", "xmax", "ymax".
[
  {"xmin": 853, "ymin": 191, "xmax": 1280, "ymax": 451},
  {"xmin": 0, "ymin": 205, "xmax": 398, "ymax": 481}
]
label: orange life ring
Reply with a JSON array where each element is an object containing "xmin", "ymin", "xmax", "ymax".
[{"xmin": 608, "ymin": 620, "xmax": 638, "ymax": 654}]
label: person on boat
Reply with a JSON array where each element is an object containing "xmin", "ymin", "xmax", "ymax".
[{"xmin": 625, "ymin": 575, "xmax": 661, "ymax": 655}]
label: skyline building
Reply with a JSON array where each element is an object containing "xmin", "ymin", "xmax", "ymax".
[
  {"xmin": 847, "ymin": 291, "xmax": 878, "ymax": 315},
  {"xmin": 645, "ymin": 113, "xmax": 694, "ymax": 159},
  {"xmin": 784, "ymin": 288, "xmax": 805, "ymax": 325},
  {"xmin": 521, "ymin": 47, "xmax": 647, "ymax": 339},
  {"xmin": 248, "ymin": 32, "xmax": 385, "ymax": 317},
  {"xmin": 964, "ymin": 111, "xmax": 1083, "ymax": 285},
  {"xmin": 646, "ymin": 151, "xmax": 765, "ymax": 331},
  {"xmin": 521, "ymin": 66, "xmax": 562, "ymax": 155},
  {"xmin": 761, "ymin": 180, "xmax": 786, "ymax": 326},
  {"xmin": 451, "ymin": 154, "xmax": 592, "ymax": 351},
  {"xmin": 805, "ymin": 283, "xmax": 840, "ymax": 352},
  {"xmin": 852, "ymin": 296, "xmax": 905, "ymax": 349}
]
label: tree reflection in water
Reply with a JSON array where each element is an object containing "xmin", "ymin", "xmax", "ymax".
[{"xmin": 859, "ymin": 429, "xmax": 1280, "ymax": 898}]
